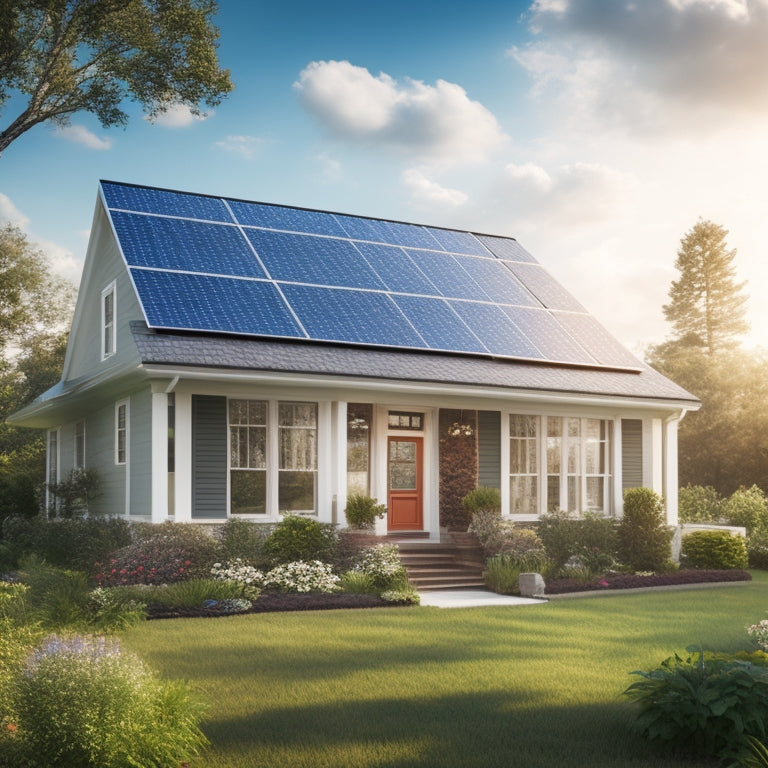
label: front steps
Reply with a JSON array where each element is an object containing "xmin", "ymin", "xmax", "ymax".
[{"xmin": 395, "ymin": 535, "xmax": 485, "ymax": 591}]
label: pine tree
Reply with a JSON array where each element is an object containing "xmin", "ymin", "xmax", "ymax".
[{"xmin": 663, "ymin": 219, "xmax": 748, "ymax": 356}]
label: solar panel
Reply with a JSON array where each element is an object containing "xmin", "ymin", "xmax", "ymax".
[
  {"xmin": 130, "ymin": 270, "xmax": 305, "ymax": 338},
  {"xmin": 112, "ymin": 212, "xmax": 266, "ymax": 278},
  {"xmin": 102, "ymin": 180, "xmax": 642, "ymax": 372},
  {"xmin": 279, "ymin": 284, "xmax": 427, "ymax": 348}
]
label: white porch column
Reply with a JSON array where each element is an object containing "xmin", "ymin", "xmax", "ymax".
[
  {"xmin": 174, "ymin": 391, "xmax": 192, "ymax": 522},
  {"xmin": 150, "ymin": 388, "xmax": 168, "ymax": 523},
  {"xmin": 612, "ymin": 417, "xmax": 623, "ymax": 517},
  {"xmin": 332, "ymin": 401, "xmax": 348, "ymax": 526},
  {"xmin": 663, "ymin": 415, "xmax": 680, "ymax": 526},
  {"xmin": 317, "ymin": 401, "xmax": 333, "ymax": 523}
]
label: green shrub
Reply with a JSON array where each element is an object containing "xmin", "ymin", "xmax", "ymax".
[
  {"xmin": 46, "ymin": 468, "xmax": 101, "ymax": 518},
  {"xmin": 9, "ymin": 633, "xmax": 208, "ymax": 767},
  {"xmin": 625, "ymin": 646, "xmax": 768, "ymax": 761},
  {"xmin": 217, "ymin": 517, "xmax": 273, "ymax": 567},
  {"xmin": 468, "ymin": 509, "xmax": 548, "ymax": 560},
  {"xmin": 18, "ymin": 557, "xmax": 91, "ymax": 629},
  {"xmin": 344, "ymin": 493, "xmax": 386, "ymax": 529},
  {"xmin": 748, "ymin": 528, "xmax": 768, "ymax": 570},
  {"xmin": 143, "ymin": 578, "xmax": 245, "ymax": 607},
  {"xmin": 350, "ymin": 544, "xmax": 404, "ymax": 590},
  {"xmin": 678, "ymin": 485, "xmax": 725, "ymax": 523},
  {"xmin": 462, "ymin": 487, "xmax": 501, "ymax": 518},
  {"xmin": 725, "ymin": 486, "xmax": 768, "ymax": 534},
  {"xmin": 537, "ymin": 511, "xmax": 617, "ymax": 574},
  {"xmin": 95, "ymin": 522, "xmax": 220, "ymax": 586},
  {"xmin": 0, "ymin": 616, "xmax": 43, "ymax": 723},
  {"xmin": 262, "ymin": 514, "xmax": 337, "ymax": 565},
  {"xmin": 483, "ymin": 552, "xmax": 550, "ymax": 595},
  {"xmin": 1, "ymin": 515, "xmax": 132, "ymax": 573},
  {"xmin": 618, "ymin": 488, "xmax": 671, "ymax": 572},
  {"xmin": 339, "ymin": 570, "xmax": 377, "ymax": 594},
  {"xmin": 681, "ymin": 530, "xmax": 748, "ymax": 570}
]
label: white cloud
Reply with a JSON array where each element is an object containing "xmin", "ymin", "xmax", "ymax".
[
  {"xmin": 0, "ymin": 194, "xmax": 29, "ymax": 227},
  {"xmin": 54, "ymin": 124, "xmax": 112, "ymax": 150},
  {"xmin": 402, "ymin": 169, "xmax": 468, "ymax": 207},
  {"xmin": 511, "ymin": 0, "xmax": 768, "ymax": 133},
  {"xmin": 214, "ymin": 134, "xmax": 265, "ymax": 159},
  {"xmin": 315, "ymin": 152, "xmax": 343, "ymax": 182},
  {"xmin": 148, "ymin": 103, "xmax": 209, "ymax": 128},
  {"xmin": 294, "ymin": 60, "xmax": 507, "ymax": 166}
]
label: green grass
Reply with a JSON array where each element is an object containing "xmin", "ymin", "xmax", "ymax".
[{"xmin": 119, "ymin": 574, "xmax": 768, "ymax": 768}]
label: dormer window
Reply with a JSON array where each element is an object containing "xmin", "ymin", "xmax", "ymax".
[{"xmin": 101, "ymin": 282, "xmax": 116, "ymax": 359}]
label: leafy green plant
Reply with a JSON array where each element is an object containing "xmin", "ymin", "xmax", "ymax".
[
  {"xmin": 725, "ymin": 486, "xmax": 768, "ymax": 534},
  {"xmin": 748, "ymin": 527, "xmax": 768, "ymax": 570},
  {"xmin": 47, "ymin": 468, "xmax": 101, "ymax": 518},
  {"xmin": 17, "ymin": 557, "xmax": 91, "ymax": 628},
  {"xmin": 149, "ymin": 577, "xmax": 247, "ymax": 607},
  {"xmin": 625, "ymin": 646, "xmax": 768, "ymax": 761},
  {"xmin": 9, "ymin": 633, "xmax": 208, "ymax": 768},
  {"xmin": 681, "ymin": 530, "xmax": 748, "ymax": 570},
  {"xmin": 95, "ymin": 521, "xmax": 220, "ymax": 586},
  {"xmin": 468, "ymin": 509, "xmax": 548, "ymax": 560},
  {"xmin": 537, "ymin": 510, "xmax": 617, "ymax": 574},
  {"xmin": 461, "ymin": 487, "xmax": 501, "ymax": 518},
  {"xmin": 618, "ymin": 488, "xmax": 672, "ymax": 572},
  {"xmin": 678, "ymin": 484, "xmax": 725, "ymax": 523},
  {"xmin": 344, "ymin": 493, "xmax": 386, "ymax": 529},
  {"xmin": 262, "ymin": 515, "xmax": 337, "ymax": 565},
  {"xmin": 339, "ymin": 570, "xmax": 377, "ymax": 594},
  {"xmin": 217, "ymin": 517, "xmax": 273, "ymax": 567},
  {"xmin": 483, "ymin": 552, "xmax": 550, "ymax": 595}
]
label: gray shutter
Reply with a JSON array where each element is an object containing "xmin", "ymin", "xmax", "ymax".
[
  {"xmin": 621, "ymin": 419, "xmax": 643, "ymax": 491},
  {"xmin": 478, "ymin": 410, "xmax": 501, "ymax": 490},
  {"xmin": 192, "ymin": 395, "xmax": 228, "ymax": 519}
]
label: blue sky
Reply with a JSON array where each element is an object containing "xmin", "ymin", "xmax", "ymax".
[{"xmin": 2, "ymin": 0, "xmax": 768, "ymax": 354}]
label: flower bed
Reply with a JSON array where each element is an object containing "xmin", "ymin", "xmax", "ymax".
[{"xmin": 546, "ymin": 569, "xmax": 752, "ymax": 595}]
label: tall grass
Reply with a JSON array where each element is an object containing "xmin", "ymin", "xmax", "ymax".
[{"xmin": 120, "ymin": 575, "xmax": 768, "ymax": 768}]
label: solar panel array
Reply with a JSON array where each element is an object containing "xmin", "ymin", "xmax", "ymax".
[{"xmin": 101, "ymin": 181, "xmax": 641, "ymax": 371}]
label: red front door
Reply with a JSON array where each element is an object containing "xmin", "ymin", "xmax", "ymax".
[{"xmin": 387, "ymin": 436, "xmax": 423, "ymax": 531}]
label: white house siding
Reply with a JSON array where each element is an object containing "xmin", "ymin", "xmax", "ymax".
[
  {"xmin": 82, "ymin": 400, "xmax": 126, "ymax": 516},
  {"xmin": 129, "ymin": 387, "xmax": 153, "ymax": 518}
]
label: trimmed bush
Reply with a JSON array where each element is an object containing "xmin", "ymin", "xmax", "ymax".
[
  {"xmin": 681, "ymin": 530, "xmax": 748, "ymax": 570},
  {"xmin": 618, "ymin": 488, "xmax": 672, "ymax": 572},
  {"xmin": 462, "ymin": 487, "xmax": 501, "ymax": 518},
  {"xmin": 678, "ymin": 485, "xmax": 725, "ymax": 524},
  {"xmin": 262, "ymin": 515, "xmax": 337, "ymax": 565},
  {"xmin": 625, "ymin": 647, "xmax": 768, "ymax": 761},
  {"xmin": 9, "ymin": 634, "xmax": 208, "ymax": 767},
  {"xmin": 748, "ymin": 527, "xmax": 768, "ymax": 570},
  {"xmin": 469, "ymin": 510, "xmax": 548, "ymax": 563},
  {"xmin": 537, "ymin": 511, "xmax": 618, "ymax": 575},
  {"xmin": 217, "ymin": 517, "xmax": 273, "ymax": 567},
  {"xmin": 344, "ymin": 493, "xmax": 386, "ymax": 529},
  {"xmin": 725, "ymin": 486, "xmax": 768, "ymax": 534},
  {"xmin": 95, "ymin": 522, "xmax": 220, "ymax": 586},
  {"xmin": 350, "ymin": 543, "xmax": 404, "ymax": 590}
]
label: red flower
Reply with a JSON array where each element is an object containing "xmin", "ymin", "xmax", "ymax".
[{"xmin": 6, "ymin": 723, "xmax": 18, "ymax": 732}]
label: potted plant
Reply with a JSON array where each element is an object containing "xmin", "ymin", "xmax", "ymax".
[{"xmin": 345, "ymin": 493, "xmax": 386, "ymax": 530}]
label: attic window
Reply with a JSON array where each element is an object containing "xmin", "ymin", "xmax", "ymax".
[{"xmin": 101, "ymin": 282, "xmax": 116, "ymax": 359}]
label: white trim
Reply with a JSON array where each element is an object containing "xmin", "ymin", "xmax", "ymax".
[
  {"xmin": 115, "ymin": 399, "xmax": 130, "ymax": 516},
  {"xmin": 174, "ymin": 392, "xmax": 192, "ymax": 522},
  {"xmin": 73, "ymin": 419, "xmax": 86, "ymax": 470},
  {"xmin": 101, "ymin": 281, "xmax": 116, "ymax": 360},
  {"xmin": 150, "ymin": 392, "xmax": 169, "ymax": 523}
]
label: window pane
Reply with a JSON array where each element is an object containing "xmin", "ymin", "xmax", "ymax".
[
  {"xmin": 347, "ymin": 403, "xmax": 372, "ymax": 493},
  {"xmin": 279, "ymin": 471, "xmax": 316, "ymax": 512},
  {"xmin": 280, "ymin": 428, "xmax": 316, "ymax": 470},
  {"xmin": 568, "ymin": 476, "xmax": 579, "ymax": 512},
  {"xmin": 279, "ymin": 402, "xmax": 316, "ymax": 427},
  {"xmin": 230, "ymin": 470, "xmax": 266, "ymax": 514},
  {"xmin": 547, "ymin": 475, "xmax": 560, "ymax": 512},
  {"xmin": 229, "ymin": 399, "xmax": 248, "ymax": 425},
  {"xmin": 249, "ymin": 400, "xmax": 267, "ymax": 425},
  {"xmin": 510, "ymin": 476, "xmax": 537, "ymax": 515},
  {"xmin": 586, "ymin": 477, "xmax": 604, "ymax": 512}
]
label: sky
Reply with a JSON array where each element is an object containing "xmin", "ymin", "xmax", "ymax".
[{"xmin": 2, "ymin": 0, "xmax": 768, "ymax": 357}]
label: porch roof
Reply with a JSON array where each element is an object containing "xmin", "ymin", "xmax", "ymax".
[{"xmin": 131, "ymin": 322, "xmax": 699, "ymax": 405}]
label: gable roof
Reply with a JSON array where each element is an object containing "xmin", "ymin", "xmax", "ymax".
[{"xmin": 101, "ymin": 180, "xmax": 643, "ymax": 373}]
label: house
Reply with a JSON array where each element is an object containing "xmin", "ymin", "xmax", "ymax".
[{"xmin": 9, "ymin": 181, "xmax": 699, "ymax": 538}]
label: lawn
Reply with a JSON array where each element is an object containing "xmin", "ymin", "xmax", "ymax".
[{"xmin": 120, "ymin": 574, "xmax": 768, "ymax": 768}]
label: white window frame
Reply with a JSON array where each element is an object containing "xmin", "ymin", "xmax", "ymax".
[
  {"xmin": 101, "ymin": 281, "xmax": 116, "ymax": 360},
  {"xmin": 115, "ymin": 400, "xmax": 129, "ymax": 466},
  {"xmin": 506, "ymin": 413, "xmax": 613, "ymax": 518},
  {"xmin": 74, "ymin": 420, "xmax": 86, "ymax": 470},
  {"xmin": 227, "ymin": 398, "xmax": 318, "ymax": 518}
]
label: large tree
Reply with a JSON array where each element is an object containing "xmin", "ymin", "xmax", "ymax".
[
  {"xmin": 663, "ymin": 219, "xmax": 748, "ymax": 357},
  {"xmin": 0, "ymin": 0, "xmax": 233, "ymax": 154}
]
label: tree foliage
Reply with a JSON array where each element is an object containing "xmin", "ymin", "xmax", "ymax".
[
  {"xmin": 663, "ymin": 220, "xmax": 748, "ymax": 357},
  {"xmin": 0, "ymin": 0, "xmax": 233, "ymax": 154}
]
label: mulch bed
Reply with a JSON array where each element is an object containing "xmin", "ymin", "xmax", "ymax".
[
  {"xmin": 545, "ymin": 569, "xmax": 752, "ymax": 595},
  {"xmin": 146, "ymin": 592, "xmax": 391, "ymax": 619}
]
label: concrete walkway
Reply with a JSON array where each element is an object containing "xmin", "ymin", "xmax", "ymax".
[{"xmin": 418, "ymin": 589, "xmax": 547, "ymax": 608}]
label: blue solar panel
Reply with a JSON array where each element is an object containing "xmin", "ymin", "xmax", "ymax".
[
  {"xmin": 102, "ymin": 182, "xmax": 231, "ymax": 222},
  {"xmin": 476, "ymin": 234, "xmax": 537, "ymax": 263},
  {"xmin": 229, "ymin": 201, "xmax": 348, "ymax": 237},
  {"xmin": 112, "ymin": 212, "xmax": 266, "ymax": 278},
  {"xmin": 335, "ymin": 215, "xmax": 442, "ymax": 250},
  {"xmin": 131, "ymin": 270, "xmax": 305, "ymax": 338},
  {"xmin": 246, "ymin": 230, "xmax": 388, "ymax": 290},
  {"xmin": 406, "ymin": 250, "xmax": 490, "ymax": 301},
  {"xmin": 553, "ymin": 313, "xmax": 640, "ymax": 368},
  {"xmin": 280, "ymin": 284, "xmax": 427, "ymax": 348},
  {"xmin": 505, "ymin": 263, "xmax": 586, "ymax": 312},
  {"xmin": 426, "ymin": 228, "xmax": 490, "ymax": 257},
  {"xmin": 391, "ymin": 295, "xmax": 487, "ymax": 353},
  {"xmin": 353, "ymin": 242, "xmax": 439, "ymax": 295},
  {"xmin": 449, "ymin": 301, "xmax": 544, "ymax": 359},
  {"xmin": 500, "ymin": 306, "xmax": 595, "ymax": 365},
  {"xmin": 453, "ymin": 255, "xmax": 541, "ymax": 307}
]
